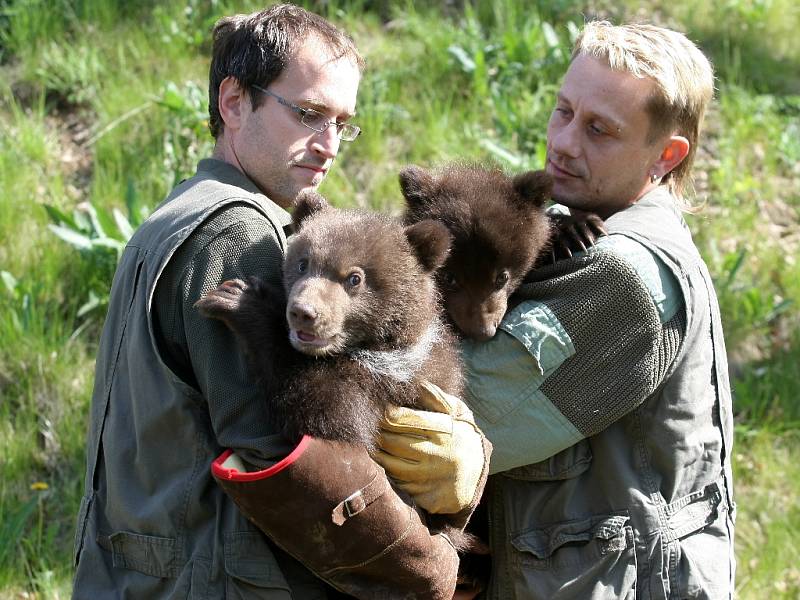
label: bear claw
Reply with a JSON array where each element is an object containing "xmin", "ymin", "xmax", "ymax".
[{"xmin": 195, "ymin": 278, "xmax": 249, "ymax": 317}]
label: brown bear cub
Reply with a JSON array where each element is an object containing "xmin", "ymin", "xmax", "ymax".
[
  {"xmin": 196, "ymin": 192, "xmax": 462, "ymax": 451},
  {"xmin": 400, "ymin": 164, "xmax": 555, "ymax": 341}
]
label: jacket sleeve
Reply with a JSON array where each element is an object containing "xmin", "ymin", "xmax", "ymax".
[
  {"xmin": 153, "ymin": 203, "xmax": 294, "ymax": 466},
  {"xmin": 461, "ymin": 235, "xmax": 686, "ymax": 474}
]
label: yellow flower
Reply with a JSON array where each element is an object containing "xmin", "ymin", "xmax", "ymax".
[{"xmin": 30, "ymin": 481, "xmax": 49, "ymax": 491}]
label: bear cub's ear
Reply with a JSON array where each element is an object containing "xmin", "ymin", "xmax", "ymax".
[
  {"xmin": 404, "ymin": 220, "xmax": 453, "ymax": 273},
  {"xmin": 292, "ymin": 191, "xmax": 329, "ymax": 229},
  {"xmin": 512, "ymin": 170, "xmax": 553, "ymax": 207},
  {"xmin": 399, "ymin": 165, "xmax": 436, "ymax": 207}
]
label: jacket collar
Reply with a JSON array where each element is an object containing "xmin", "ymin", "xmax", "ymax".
[{"xmin": 196, "ymin": 158, "xmax": 292, "ymax": 229}]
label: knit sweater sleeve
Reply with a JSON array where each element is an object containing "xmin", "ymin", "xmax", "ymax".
[
  {"xmin": 153, "ymin": 203, "xmax": 293, "ymax": 466},
  {"xmin": 461, "ymin": 234, "xmax": 685, "ymax": 474}
]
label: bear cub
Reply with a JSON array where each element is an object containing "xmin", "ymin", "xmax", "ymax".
[
  {"xmin": 196, "ymin": 192, "xmax": 462, "ymax": 451},
  {"xmin": 400, "ymin": 164, "xmax": 554, "ymax": 341}
]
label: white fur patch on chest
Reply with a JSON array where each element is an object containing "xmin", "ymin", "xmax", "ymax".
[{"xmin": 348, "ymin": 319, "xmax": 443, "ymax": 383}]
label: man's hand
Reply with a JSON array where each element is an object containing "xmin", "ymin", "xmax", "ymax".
[{"xmin": 373, "ymin": 381, "xmax": 490, "ymax": 516}]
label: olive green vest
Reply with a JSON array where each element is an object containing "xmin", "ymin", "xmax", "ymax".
[
  {"xmin": 482, "ymin": 189, "xmax": 735, "ymax": 600},
  {"xmin": 72, "ymin": 161, "xmax": 325, "ymax": 598}
]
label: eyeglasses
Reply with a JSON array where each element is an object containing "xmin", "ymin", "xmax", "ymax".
[{"xmin": 251, "ymin": 85, "xmax": 361, "ymax": 142}]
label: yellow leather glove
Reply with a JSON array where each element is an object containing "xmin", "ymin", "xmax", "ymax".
[{"xmin": 373, "ymin": 381, "xmax": 491, "ymax": 516}]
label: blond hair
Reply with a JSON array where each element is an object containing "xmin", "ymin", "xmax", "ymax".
[{"xmin": 573, "ymin": 21, "xmax": 714, "ymax": 200}]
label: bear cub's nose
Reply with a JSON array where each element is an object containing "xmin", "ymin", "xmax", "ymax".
[{"xmin": 290, "ymin": 302, "xmax": 318, "ymax": 326}]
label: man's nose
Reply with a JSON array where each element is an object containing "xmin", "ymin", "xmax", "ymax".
[
  {"xmin": 549, "ymin": 120, "xmax": 581, "ymax": 159},
  {"xmin": 310, "ymin": 124, "xmax": 340, "ymax": 160}
]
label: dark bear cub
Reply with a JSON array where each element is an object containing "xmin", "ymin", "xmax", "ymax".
[
  {"xmin": 196, "ymin": 192, "xmax": 462, "ymax": 451},
  {"xmin": 400, "ymin": 164, "xmax": 554, "ymax": 341}
]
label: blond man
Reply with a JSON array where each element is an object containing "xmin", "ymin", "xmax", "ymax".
[{"xmin": 378, "ymin": 21, "xmax": 735, "ymax": 599}]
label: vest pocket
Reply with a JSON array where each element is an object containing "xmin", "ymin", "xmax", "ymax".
[
  {"xmin": 104, "ymin": 530, "xmax": 181, "ymax": 578},
  {"xmin": 661, "ymin": 481, "xmax": 732, "ymax": 599},
  {"xmin": 509, "ymin": 514, "xmax": 637, "ymax": 599},
  {"xmin": 223, "ymin": 531, "xmax": 292, "ymax": 599},
  {"xmin": 667, "ymin": 508, "xmax": 733, "ymax": 600}
]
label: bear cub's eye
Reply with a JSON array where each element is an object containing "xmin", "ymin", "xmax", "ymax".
[
  {"xmin": 442, "ymin": 271, "xmax": 459, "ymax": 290},
  {"xmin": 297, "ymin": 258, "xmax": 309, "ymax": 274},
  {"xmin": 494, "ymin": 270, "xmax": 510, "ymax": 289},
  {"xmin": 347, "ymin": 272, "xmax": 362, "ymax": 287}
]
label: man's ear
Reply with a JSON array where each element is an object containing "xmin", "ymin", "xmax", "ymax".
[
  {"xmin": 653, "ymin": 135, "xmax": 690, "ymax": 179},
  {"xmin": 218, "ymin": 76, "xmax": 246, "ymax": 133}
]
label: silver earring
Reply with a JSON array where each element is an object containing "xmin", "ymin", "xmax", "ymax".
[{"xmin": 650, "ymin": 173, "xmax": 660, "ymax": 184}]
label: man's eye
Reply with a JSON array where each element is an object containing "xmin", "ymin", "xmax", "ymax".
[
  {"xmin": 301, "ymin": 109, "xmax": 329, "ymax": 128},
  {"xmin": 588, "ymin": 123, "xmax": 606, "ymax": 136}
]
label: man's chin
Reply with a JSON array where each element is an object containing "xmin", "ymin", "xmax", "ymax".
[
  {"xmin": 551, "ymin": 183, "xmax": 586, "ymax": 208},
  {"xmin": 288, "ymin": 181, "xmax": 322, "ymax": 203},
  {"xmin": 293, "ymin": 182, "xmax": 321, "ymax": 200},
  {"xmin": 276, "ymin": 182, "xmax": 322, "ymax": 208},
  {"xmin": 304, "ymin": 177, "xmax": 324, "ymax": 190}
]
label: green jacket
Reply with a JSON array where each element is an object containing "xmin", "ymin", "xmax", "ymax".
[
  {"xmin": 72, "ymin": 159, "xmax": 329, "ymax": 598},
  {"xmin": 463, "ymin": 188, "xmax": 735, "ymax": 599}
]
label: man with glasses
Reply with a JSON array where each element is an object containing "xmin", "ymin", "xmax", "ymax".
[{"xmin": 71, "ymin": 5, "xmax": 480, "ymax": 598}]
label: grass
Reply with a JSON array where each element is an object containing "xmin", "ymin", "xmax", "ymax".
[
  {"xmin": 733, "ymin": 428, "xmax": 800, "ymax": 597},
  {"xmin": 0, "ymin": 1, "xmax": 798, "ymax": 598}
]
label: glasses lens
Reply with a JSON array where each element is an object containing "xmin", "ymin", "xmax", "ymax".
[
  {"xmin": 300, "ymin": 109, "xmax": 329, "ymax": 132},
  {"xmin": 338, "ymin": 124, "xmax": 361, "ymax": 141}
]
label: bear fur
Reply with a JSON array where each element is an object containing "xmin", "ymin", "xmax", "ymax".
[
  {"xmin": 195, "ymin": 192, "xmax": 462, "ymax": 451},
  {"xmin": 400, "ymin": 164, "xmax": 554, "ymax": 341}
]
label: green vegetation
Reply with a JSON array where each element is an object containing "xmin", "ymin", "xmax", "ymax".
[{"xmin": 1, "ymin": 1, "xmax": 798, "ymax": 597}]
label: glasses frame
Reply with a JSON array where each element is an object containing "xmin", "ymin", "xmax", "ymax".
[{"xmin": 251, "ymin": 85, "xmax": 361, "ymax": 142}]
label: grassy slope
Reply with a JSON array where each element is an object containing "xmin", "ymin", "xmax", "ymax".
[{"xmin": 0, "ymin": 1, "xmax": 798, "ymax": 597}]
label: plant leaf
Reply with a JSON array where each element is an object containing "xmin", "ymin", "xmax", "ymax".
[
  {"xmin": 0, "ymin": 270, "xmax": 18, "ymax": 294},
  {"xmin": 112, "ymin": 208, "xmax": 135, "ymax": 241},
  {"xmin": 479, "ymin": 138, "xmax": 529, "ymax": 168},
  {"xmin": 542, "ymin": 22, "xmax": 560, "ymax": 49},
  {"xmin": 448, "ymin": 45, "xmax": 477, "ymax": 73},
  {"xmin": 77, "ymin": 291, "xmax": 104, "ymax": 318},
  {"xmin": 48, "ymin": 224, "xmax": 93, "ymax": 250},
  {"xmin": 90, "ymin": 238, "xmax": 125, "ymax": 251},
  {"xmin": 81, "ymin": 202, "xmax": 107, "ymax": 238},
  {"xmin": 0, "ymin": 498, "xmax": 37, "ymax": 568},
  {"xmin": 42, "ymin": 204, "xmax": 78, "ymax": 229}
]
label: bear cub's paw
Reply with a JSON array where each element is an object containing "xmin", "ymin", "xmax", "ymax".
[
  {"xmin": 195, "ymin": 278, "xmax": 251, "ymax": 319},
  {"xmin": 547, "ymin": 210, "xmax": 607, "ymax": 262}
]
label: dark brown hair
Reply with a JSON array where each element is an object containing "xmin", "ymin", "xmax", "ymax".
[{"xmin": 208, "ymin": 4, "xmax": 364, "ymax": 139}]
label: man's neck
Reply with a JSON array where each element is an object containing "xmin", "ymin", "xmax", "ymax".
[{"xmin": 211, "ymin": 138, "xmax": 242, "ymax": 174}]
